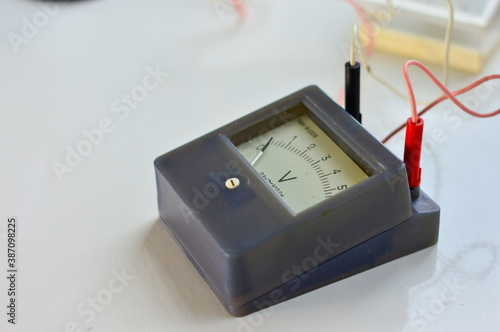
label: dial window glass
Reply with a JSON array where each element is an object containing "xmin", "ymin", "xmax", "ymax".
[{"xmin": 236, "ymin": 114, "xmax": 368, "ymax": 213}]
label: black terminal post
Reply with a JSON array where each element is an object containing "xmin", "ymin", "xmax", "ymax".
[{"xmin": 345, "ymin": 27, "xmax": 362, "ymax": 123}]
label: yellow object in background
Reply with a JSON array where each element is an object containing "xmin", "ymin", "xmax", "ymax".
[
  {"xmin": 357, "ymin": 0, "xmax": 500, "ymax": 75},
  {"xmin": 359, "ymin": 25, "xmax": 483, "ymax": 74}
]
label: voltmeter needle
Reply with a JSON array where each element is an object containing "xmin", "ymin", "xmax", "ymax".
[{"xmin": 250, "ymin": 137, "xmax": 273, "ymax": 166}]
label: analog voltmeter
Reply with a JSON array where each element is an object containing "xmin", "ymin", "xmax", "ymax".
[
  {"xmin": 236, "ymin": 114, "xmax": 368, "ymax": 212},
  {"xmin": 154, "ymin": 86, "xmax": 440, "ymax": 316}
]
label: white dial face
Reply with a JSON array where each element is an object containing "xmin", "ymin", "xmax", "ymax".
[{"xmin": 236, "ymin": 114, "xmax": 368, "ymax": 213}]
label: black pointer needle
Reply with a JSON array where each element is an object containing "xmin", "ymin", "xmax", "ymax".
[{"xmin": 250, "ymin": 137, "xmax": 273, "ymax": 166}]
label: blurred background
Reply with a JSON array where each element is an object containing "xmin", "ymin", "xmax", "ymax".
[{"xmin": 1, "ymin": 1, "xmax": 499, "ymax": 331}]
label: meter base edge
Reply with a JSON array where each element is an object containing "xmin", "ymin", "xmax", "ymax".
[{"xmin": 223, "ymin": 190, "xmax": 440, "ymax": 316}]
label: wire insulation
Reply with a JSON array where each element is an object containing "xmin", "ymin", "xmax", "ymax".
[
  {"xmin": 383, "ymin": 73, "xmax": 500, "ymax": 143},
  {"xmin": 404, "ymin": 60, "xmax": 500, "ymax": 123},
  {"xmin": 442, "ymin": 0, "xmax": 453, "ymax": 87}
]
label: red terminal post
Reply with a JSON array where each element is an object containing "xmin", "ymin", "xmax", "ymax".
[
  {"xmin": 403, "ymin": 116, "xmax": 424, "ymax": 189},
  {"xmin": 399, "ymin": 60, "xmax": 500, "ymax": 193}
]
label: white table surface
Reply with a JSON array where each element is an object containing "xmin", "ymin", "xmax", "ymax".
[{"xmin": 1, "ymin": 1, "xmax": 499, "ymax": 331}]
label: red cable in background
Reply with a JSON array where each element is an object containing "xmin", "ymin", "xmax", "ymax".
[{"xmin": 230, "ymin": 0, "xmax": 247, "ymax": 18}]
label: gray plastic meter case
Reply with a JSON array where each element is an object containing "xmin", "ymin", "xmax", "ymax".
[{"xmin": 154, "ymin": 85, "xmax": 440, "ymax": 317}]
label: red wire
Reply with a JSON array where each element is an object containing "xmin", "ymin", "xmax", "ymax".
[
  {"xmin": 400, "ymin": 62, "xmax": 500, "ymax": 189},
  {"xmin": 382, "ymin": 74, "xmax": 500, "ymax": 143},
  {"xmin": 230, "ymin": 0, "xmax": 247, "ymax": 19},
  {"xmin": 404, "ymin": 60, "xmax": 500, "ymax": 124}
]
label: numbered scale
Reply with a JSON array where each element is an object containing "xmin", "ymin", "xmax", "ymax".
[
  {"xmin": 236, "ymin": 114, "xmax": 368, "ymax": 213},
  {"xmin": 154, "ymin": 86, "xmax": 440, "ymax": 316}
]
